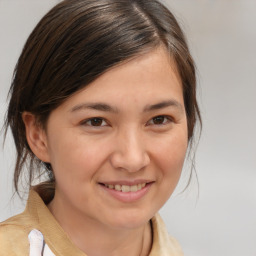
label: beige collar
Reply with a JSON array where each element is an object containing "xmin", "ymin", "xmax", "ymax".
[{"xmin": 26, "ymin": 190, "xmax": 183, "ymax": 256}]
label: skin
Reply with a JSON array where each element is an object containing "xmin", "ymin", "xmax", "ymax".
[{"xmin": 23, "ymin": 47, "xmax": 188, "ymax": 256}]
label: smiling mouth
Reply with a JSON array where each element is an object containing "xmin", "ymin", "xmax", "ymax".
[
  {"xmin": 99, "ymin": 181, "xmax": 153, "ymax": 202},
  {"xmin": 102, "ymin": 183, "xmax": 147, "ymax": 193}
]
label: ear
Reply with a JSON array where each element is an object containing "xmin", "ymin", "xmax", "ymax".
[{"xmin": 22, "ymin": 112, "xmax": 50, "ymax": 163}]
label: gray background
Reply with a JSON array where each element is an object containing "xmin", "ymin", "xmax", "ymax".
[{"xmin": 0, "ymin": 1, "xmax": 255, "ymax": 255}]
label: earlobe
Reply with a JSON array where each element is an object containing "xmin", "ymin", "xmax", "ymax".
[{"xmin": 22, "ymin": 112, "xmax": 50, "ymax": 163}]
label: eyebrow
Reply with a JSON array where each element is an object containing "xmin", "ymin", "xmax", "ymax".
[
  {"xmin": 143, "ymin": 99, "xmax": 184, "ymax": 112},
  {"xmin": 70, "ymin": 99, "xmax": 183, "ymax": 113},
  {"xmin": 70, "ymin": 103, "xmax": 118, "ymax": 113}
]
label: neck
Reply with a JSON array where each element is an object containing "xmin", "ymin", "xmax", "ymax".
[{"xmin": 47, "ymin": 196, "xmax": 152, "ymax": 256}]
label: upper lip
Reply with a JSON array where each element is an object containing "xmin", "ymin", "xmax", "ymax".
[{"xmin": 98, "ymin": 180, "xmax": 154, "ymax": 186}]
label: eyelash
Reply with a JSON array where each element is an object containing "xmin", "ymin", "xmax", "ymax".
[
  {"xmin": 146, "ymin": 115, "xmax": 173, "ymax": 126},
  {"xmin": 81, "ymin": 115, "xmax": 173, "ymax": 127},
  {"xmin": 81, "ymin": 117, "xmax": 108, "ymax": 127}
]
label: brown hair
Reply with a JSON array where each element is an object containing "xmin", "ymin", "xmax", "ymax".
[{"xmin": 4, "ymin": 0, "xmax": 201, "ymax": 194}]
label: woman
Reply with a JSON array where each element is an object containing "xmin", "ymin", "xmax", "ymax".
[{"xmin": 0, "ymin": 0, "xmax": 201, "ymax": 255}]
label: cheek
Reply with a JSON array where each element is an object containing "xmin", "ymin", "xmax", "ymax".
[
  {"xmin": 153, "ymin": 130, "xmax": 188, "ymax": 183},
  {"xmin": 146, "ymin": 130, "xmax": 188, "ymax": 212},
  {"xmin": 47, "ymin": 132, "xmax": 108, "ymax": 184}
]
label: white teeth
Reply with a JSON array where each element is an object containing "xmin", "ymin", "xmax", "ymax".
[
  {"xmin": 115, "ymin": 184, "xmax": 121, "ymax": 191},
  {"xmin": 130, "ymin": 185, "xmax": 138, "ymax": 192},
  {"xmin": 105, "ymin": 183, "xmax": 147, "ymax": 192},
  {"xmin": 122, "ymin": 185, "xmax": 130, "ymax": 192}
]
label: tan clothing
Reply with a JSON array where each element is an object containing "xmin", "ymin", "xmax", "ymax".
[{"xmin": 0, "ymin": 190, "xmax": 183, "ymax": 256}]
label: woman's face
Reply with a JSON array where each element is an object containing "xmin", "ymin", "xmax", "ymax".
[{"xmin": 42, "ymin": 47, "xmax": 188, "ymax": 229}]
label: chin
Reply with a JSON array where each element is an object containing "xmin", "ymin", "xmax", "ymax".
[{"xmin": 104, "ymin": 208, "xmax": 154, "ymax": 230}]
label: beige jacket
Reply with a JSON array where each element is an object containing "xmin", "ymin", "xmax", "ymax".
[{"xmin": 0, "ymin": 190, "xmax": 183, "ymax": 256}]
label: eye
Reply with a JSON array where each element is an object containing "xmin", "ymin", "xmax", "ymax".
[
  {"xmin": 82, "ymin": 117, "xmax": 108, "ymax": 127},
  {"xmin": 147, "ymin": 115, "xmax": 172, "ymax": 126}
]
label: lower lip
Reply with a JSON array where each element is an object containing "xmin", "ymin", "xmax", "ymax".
[{"xmin": 100, "ymin": 183, "xmax": 153, "ymax": 203}]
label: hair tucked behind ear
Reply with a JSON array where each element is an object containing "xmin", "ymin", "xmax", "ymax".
[{"xmin": 4, "ymin": 0, "xmax": 201, "ymax": 195}]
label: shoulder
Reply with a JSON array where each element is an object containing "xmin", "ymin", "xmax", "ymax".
[
  {"xmin": 167, "ymin": 235, "xmax": 184, "ymax": 256},
  {"xmin": 0, "ymin": 213, "xmax": 33, "ymax": 256},
  {"xmin": 150, "ymin": 214, "xmax": 184, "ymax": 256}
]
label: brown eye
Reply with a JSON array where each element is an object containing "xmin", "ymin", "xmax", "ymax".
[
  {"xmin": 148, "ymin": 115, "xmax": 172, "ymax": 126},
  {"xmin": 84, "ymin": 118, "xmax": 107, "ymax": 127},
  {"xmin": 152, "ymin": 116, "xmax": 165, "ymax": 124}
]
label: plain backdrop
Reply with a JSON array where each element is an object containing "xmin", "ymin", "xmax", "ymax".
[{"xmin": 0, "ymin": 1, "xmax": 255, "ymax": 255}]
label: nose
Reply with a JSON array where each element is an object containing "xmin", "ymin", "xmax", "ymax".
[{"xmin": 110, "ymin": 128, "xmax": 150, "ymax": 172}]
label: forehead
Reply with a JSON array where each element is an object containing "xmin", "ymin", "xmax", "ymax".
[{"xmin": 61, "ymin": 47, "xmax": 183, "ymax": 110}]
